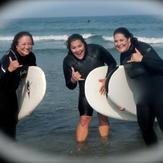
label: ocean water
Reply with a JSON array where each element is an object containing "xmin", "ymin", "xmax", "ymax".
[{"xmin": 0, "ymin": 15, "xmax": 163, "ymax": 159}]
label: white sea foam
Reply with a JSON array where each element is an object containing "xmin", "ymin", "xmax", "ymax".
[
  {"xmin": 0, "ymin": 35, "xmax": 69, "ymax": 41},
  {"xmin": 34, "ymin": 35, "xmax": 69, "ymax": 41},
  {"xmin": 138, "ymin": 37, "xmax": 163, "ymax": 44},
  {"xmin": 0, "ymin": 33, "xmax": 93, "ymax": 42},
  {"xmin": 82, "ymin": 33, "xmax": 93, "ymax": 39},
  {"xmin": 102, "ymin": 36, "xmax": 114, "ymax": 42},
  {"xmin": 103, "ymin": 36, "xmax": 163, "ymax": 44},
  {"xmin": 0, "ymin": 36, "xmax": 13, "ymax": 41},
  {"xmin": 0, "ymin": 34, "xmax": 163, "ymax": 44}
]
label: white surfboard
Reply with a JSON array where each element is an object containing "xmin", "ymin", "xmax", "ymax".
[
  {"xmin": 85, "ymin": 66, "xmax": 136, "ymax": 121},
  {"xmin": 108, "ymin": 65, "xmax": 147, "ymax": 115},
  {"xmin": 17, "ymin": 66, "xmax": 46, "ymax": 120}
]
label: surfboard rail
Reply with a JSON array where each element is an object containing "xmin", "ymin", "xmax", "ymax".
[
  {"xmin": 17, "ymin": 66, "xmax": 46, "ymax": 120},
  {"xmin": 85, "ymin": 66, "xmax": 136, "ymax": 121}
]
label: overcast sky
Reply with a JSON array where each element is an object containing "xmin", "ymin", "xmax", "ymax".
[{"xmin": 0, "ymin": 0, "xmax": 163, "ymax": 19}]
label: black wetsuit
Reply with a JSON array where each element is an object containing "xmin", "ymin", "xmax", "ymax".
[
  {"xmin": 0, "ymin": 49, "xmax": 36, "ymax": 139},
  {"xmin": 63, "ymin": 44, "xmax": 116, "ymax": 116},
  {"xmin": 121, "ymin": 41, "xmax": 163, "ymax": 145}
]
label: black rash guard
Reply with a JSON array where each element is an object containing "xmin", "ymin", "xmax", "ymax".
[
  {"xmin": 121, "ymin": 41, "xmax": 163, "ymax": 145},
  {"xmin": 63, "ymin": 44, "xmax": 117, "ymax": 116},
  {"xmin": 0, "ymin": 49, "xmax": 36, "ymax": 138}
]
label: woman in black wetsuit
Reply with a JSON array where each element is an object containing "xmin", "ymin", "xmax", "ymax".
[
  {"xmin": 113, "ymin": 27, "xmax": 163, "ymax": 145},
  {"xmin": 0, "ymin": 31, "xmax": 36, "ymax": 139},
  {"xmin": 63, "ymin": 34, "xmax": 116, "ymax": 143}
]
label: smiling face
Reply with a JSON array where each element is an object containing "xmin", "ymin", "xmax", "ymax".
[
  {"xmin": 114, "ymin": 33, "xmax": 131, "ymax": 53},
  {"xmin": 16, "ymin": 35, "xmax": 33, "ymax": 57},
  {"xmin": 70, "ymin": 39, "xmax": 85, "ymax": 60}
]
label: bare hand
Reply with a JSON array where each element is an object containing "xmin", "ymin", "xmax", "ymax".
[
  {"xmin": 8, "ymin": 57, "xmax": 22, "ymax": 72},
  {"xmin": 128, "ymin": 48, "xmax": 143, "ymax": 63},
  {"xmin": 71, "ymin": 67, "xmax": 84, "ymax": 83},
  {"xmin": 99, "ymin": 78, "xmax": 106, "ymax": 95}
]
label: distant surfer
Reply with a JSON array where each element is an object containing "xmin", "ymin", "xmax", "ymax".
[
  {"xmin": 63, "ymin": 34, "xmax": 116, "ymax": 143},
  {"xmin": 0, "ymin": 31, "xmax": 36, "ymax": 139},
  {"xmin": 113, "ymin": 27, "xmax": 163, "ymax": 146},
  {"xmin": 87, "ymin": 19, "xmax": 91, "ymax": 23}
]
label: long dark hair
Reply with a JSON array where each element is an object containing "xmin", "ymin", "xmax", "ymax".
[
  {"xmin": 11, "ymin": 31, "xmax": 34, "ymax": 51},
  {"xmin": 66, "ymin": 34, "xmax": 87, "ymax": 55},
  {"xmin": 113, "ymin": 27, "xmax": 138, "ymax": 47}
]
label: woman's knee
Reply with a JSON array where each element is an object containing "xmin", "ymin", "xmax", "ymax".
[
  {"xmin": 97, "ymin": 114, "xmax": 109, "ymax": 126},
  {"xmin": 79, "ymin": 116, "xmax": 92, "ymax": 127}
]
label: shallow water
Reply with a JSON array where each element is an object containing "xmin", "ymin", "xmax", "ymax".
[{"xmin": 0, "ymin": 15, "xmax": 163, "ymax": 158}]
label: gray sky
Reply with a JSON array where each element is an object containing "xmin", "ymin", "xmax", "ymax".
[{"xmin": 0, "ymin": 0, "xmax": 163, "ymax": 18}]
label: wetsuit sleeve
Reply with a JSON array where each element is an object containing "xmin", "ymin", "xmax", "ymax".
[
  {"xmin": 63, "ymin": 59, "xmax": 77, "ymax": 89},
  {"xmin": 141, "ymin": 45, "xmax": 163, "ymax": 73},
  {"xmin": 99, "ymin": 46, "xmax": 117, "ymax": 75},
  {"xmin": 0, "ymin": 55, "xmax": 12, "ymax": 87}
]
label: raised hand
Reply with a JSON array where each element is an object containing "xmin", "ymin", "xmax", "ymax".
[
  {"xmin": 8, "ymin": 57, "xmax": 23, "ymax": 72},
  {"xmin": 71, "ymin": 67, "xmax": 84, "ymax": 83},
  {"xmin": 128, "ymin": 48, "xmax": 143, "ymax": 63}
]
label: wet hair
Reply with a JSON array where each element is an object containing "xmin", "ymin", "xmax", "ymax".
[
  {"xmin": 66, "ymin": 33, "xmax": 87, "ymax": 54},
  {"xmin": 11, "ymin": 31, "xmax": 34, "ymax": 51},
  {"xmin": 113, "ymin": 27, "xmax": 138, "ymax": 46},
  {"xmin": 113, "ymin": 27, "xmax": 133, "ymax": 39}
]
